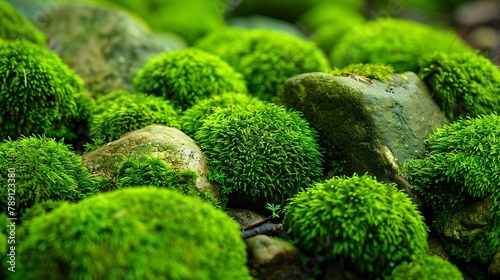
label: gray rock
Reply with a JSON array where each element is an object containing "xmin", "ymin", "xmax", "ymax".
[
  {"xmin": 35, "ymin": 2, "xmax": 186, "ymax": 96},
  {"xmin": 81, "ymin": 124, "xmax": 219, "ymax": 198},
  {"xmin": 276, "ymin": 72, "xmax": 449, "ymax": 186},
  {"xmin": 226, "ymin": 209, "xmax": 266, "ymax": 229},
  {"xmin": 245, "ymin": 235, "xmax": 303, "ymax": 280}
]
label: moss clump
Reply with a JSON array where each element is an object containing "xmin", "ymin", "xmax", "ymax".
[
  {"xmin": 16, "ymin": 187, "xmax": 251, "ymax": 279},
  {"xmin": 180, "ymin": 92, "xmax": 264, "ymax": 138},
  {"xmin": 0, "ymin": 40, "xmax": 89, "ymax": 141},
  {"xmin": 297, "ymin": 1, "xmax": 364, "ymax": 32},
  {"xmin": 387, "ymin": 255, "xmax": 463, "ymax": 280},
  {"xmin": 0, "ymin": 0, "xmax": 46, "ymax": 45},
  {"xmin": 134, "ymin": 48, "xmax": 248, "ymax": 111},
  {"xmin": 0, "ymin": 136, "xmax": 99, "ymax": 216},
  {"xmin": 196, "ymin": 28, "xmax": 330, "ymax": 101},
  {"xmin": 195, "ymin": 103, "xmax": 323, "ymax": 204},
  {"xmin": 89, "ymin": 91, "xmax": 180, "ymax": 142},
  {"xmin": 20, "ymin": 200, "xmax": 69, "ymax": 222},
  {"xmin": 331, "ymin": 63, "xmax": 395, "ymax": 82},
  {"xmin": 330, "ymin": 18, "xmax": 473, "ymax": 72},
  {"xmin": 283, "ymin": 174, "xmax": 429, "ymax": 277},
  {"xmin": 417, "ymin": 51, "xmax": 500, "ymax": 120},
  {"xmin": 116, "ymin": 155, "xmax": 218, "ymax": 206}
]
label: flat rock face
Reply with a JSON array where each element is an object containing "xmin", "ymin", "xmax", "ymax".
[
  {"xmin": 81, "ymin": 124, "xmax": 219, "ymax": 198},
  {"xmin": 35, "ymin": 2, "xmax": 186, "ymax": 96},
  {"xmin": 277, "ymin": 72, "xmax": 449, "ymax": 182},
  {"xmin": 226, "ymin": 209, "xmax": 266, "ymax": 229}
]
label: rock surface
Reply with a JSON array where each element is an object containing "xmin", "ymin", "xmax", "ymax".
[
  {"xmin": 226, "ymin": 209, "xmax": 266, "ymax": 229},
  {"xmin": 277, "ymin": 72, "xmax": 449, "ymax": 185},
  {"xmin": 35, "ymin": 2, "xmax": 186, "ymax": 96},
  {"xmin": 81, "ymin": 124, "xmax": 219, "ymax": 198}
]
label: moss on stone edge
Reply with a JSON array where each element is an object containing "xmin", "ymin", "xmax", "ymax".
[
  {"xmin": 134, "ymin": 48, "xmax": 248, "ymax": 111},
  {"xmin": 15, "ymin": 187, "xmax": 251, "ymax": 279},
  {"xmin": 283, "ymin": 174, "xmax": 429, "ymax": 277},
  {"xmin": 331, "ymin": 63, "xmax": 396, "ymax": 83},
  {"xmin": 0, "ymin": 0, "xmax": 46, "ymax": 45},
  {"xmin": 387, "ymin": 255, "xmax": 464, "ymax": 280}
]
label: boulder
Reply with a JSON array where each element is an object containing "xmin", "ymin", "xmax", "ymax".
[
  {"xmin": 226, "ymin": 209, "xmax": 266, "ymax": 229},
  {"xmin": 81, "ymin": 124, "xmax": 219, "ymax": 198}
]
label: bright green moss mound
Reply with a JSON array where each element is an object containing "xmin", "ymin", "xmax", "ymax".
[
  {"xmin": 0, "ymin": 0, "xmax": 46, "ymax": 45},
  {"xmin": 196, "ymin": 28, "xmax": 330, "ymax": 101},
  {"xmin": 388, "ymin": 255, "xmax": 464, "ymax": 280},
  {"xmin": 195, "ymin": 103, "xmax": 323, "ymax": 204},
  {"xmin": 330, "ymin": 18, "xmax": 473, "ymax": 72},
  {"xmin": 90, "ymin": 91, "xmax": 180, "ymax": 142},
  {"xmin": 180, "ymin": 92, "xmax": 264, "ymax": 138},
  {"xmin": 331, "ymin": 63, "xmax": 395, "ymax": 82},
  {"xmin": 0, "ymin": 40, "xmax": 87, "ymax": 140},
  {"xmin": 297, "ymin": 1, "xmax": 365, "ymax": 32},
  {"xmin": 16, "ymin": 187, "xmax": 251, "ymax": 279},
  {"xmin": 134, "ymin": 48, "xmax": 248, "ymax": 111},
  {"xmin": 0, "ymin": 136, "xmax": 98, "ymax": 216},
  {"xmin": 417, "ymin": 51, "xmax": 500, "ymax": 120},
  {"xmin": 283, "ymin": 174, "xmax": 428, "ymax": 277},
  {"xmin": 116, "ymin": 155, "xmax": 218, "ymax": 206}
]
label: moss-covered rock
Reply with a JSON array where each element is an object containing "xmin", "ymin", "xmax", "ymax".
[
  {"xmin": 196, "ymin": 28, "xmax": 330, "ymax": 101},
  {"xmin": 276, "ymin": 72, "xmax": 448, "ymax": 186},
  {"xmin": 180, "ymin": 92, "xmax": 263, "ymax": 138},
  {"xmin": 0, "ymin": 0, "xmax": 46, "ymax": 45},
  {"xmin": 195, "ymin": 103, "xmax": 323, "ymax": 207},
  {"xmin": 15, "ymin": 187, "xmax": 251, "ymax": 279},
  {"xmin": 330, "ymin": 18, "xmax": 473, "ymax": 72},
  {"xmin": 417, "ymin": 51, "xmax": 500, "ymax": 120},
  {"xmin": 134, "ymin": 48, "xmax": 248, "ymax": 111},
  {"xmin": 0, "ymin": 136, "xmax": 99, "ymax": 216},
  {"xmin": 283, "ymin": 174, "xmax": 429, "ymax": 277},
  {"xmin": 387, "ymin": 255, "xmax": 464, "ymax": 280},
  {"xmin": 331, "ymin": 63, "xmax": 396, "ymax": 83}
]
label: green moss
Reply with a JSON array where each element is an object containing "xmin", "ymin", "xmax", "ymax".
[
  {"xmin": 115, "ymin": 155, "xmax": 219, "ymax": 206},
  {"xmin": 134, "ymin": 48, "xmax": 248, "ymax": 111},
  {"xmin": 330, "ymin": 18, "xmax": 473, "ymax": 72},
  {"xmin": 196, "ymin": 28, "xmax": 330, "ymax": 101},
  {"xmin": 0, "ymin": 40, "xmax": 87, "ymax": 140},
  {"xmin": 89, "ymin": 91, "xmax": 180, "ymax": 142},
  {"xmin": 0, "ymin": 0, "xmax": 46, "ymax": 45},
  {"xmin": 0, "ymin": 136, "xmax": 99, "ymax": 216},
  {"xmin": 284, "ymin": 174, "xmax": 428, "ymax": 277},
  {"xmin": 195, "ymin": 103, "xmax": 323, "ymax": 204},
  {"xmin": 20, "ymin": 200, "xmax": 69, "ymax": 222},
  {"xmin": 180, "ymin": 92, "xmax": 264, "ymax": 138},
  {"xmin": 417, "ymin": 51, "xmax": 500, "ymax": 120},
  {"xmin": 15, "ymin": 187, "xmax": 251, "ymax": 279},
  {"xmin": 387, "ymin": 255, "xmax": 463, "ymax": 280},
  {"xmin": 297, "ymin": 1, "xmax": 365, "ymax": 32},
  {"xmin": 331, "ymin": 63, "xmax": 395, "ymax": 82}
]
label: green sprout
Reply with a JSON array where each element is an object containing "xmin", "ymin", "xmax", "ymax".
[{"xmin": 265, "ymin": 203, "xmax": 282, "ymax": 219}]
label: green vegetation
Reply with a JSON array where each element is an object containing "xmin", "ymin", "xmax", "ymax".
[
  {"xmin": 283, "ymin": 174, "xmax": 428, "ymax": 277},
  {"xmin": 16, "ymin": 187, "xmax": 251, "ymax": 279},
  {"xmin": 134, "ymin": 48, "xmax": 248, "ymax": 111},
  {"xmin": 331, "ymin": 63, "xmax": 396, "ymax": 82},
  {"xmin": 0, "ymin": 0, "xmax": 46, "ymax": 45},
  {"xmin": 0, "ymin": 136, "xmax": 99, "ymax": 216},
  {"xmin": 417, "ymin": 51, "xmax": 500, "ymax": 120},
  {"xmin": 195, "ymin": 103, "xmax": 323, "ymax": 204},
  {"xmin": 388, "ymin": 255, "xmax": 464, "ymax": 280},
  {"xmin": 196, "ymin": 28, "xmax": 330, "ymax": 101}
]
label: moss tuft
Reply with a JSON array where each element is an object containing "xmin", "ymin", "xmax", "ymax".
[
  {"xmin": 0, "ymin": 0, "xmax": 46, "ymax": 45},
  {"xmin": 331, "ymin": 63, "xmax": 395, "ymax": 82},
  {"xmin": 387, "ymin": 255, "xmax": 464, "ymax": 280}
]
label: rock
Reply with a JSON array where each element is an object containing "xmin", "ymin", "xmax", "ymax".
[
  {"xmin": 465, "ymin": 26, "xmax": 500, "ymax": 50},
  {"xmin": 427, "ymin": 237, "xmax": 451, "ymax": 261},
  {"xmin": 81, "ymin": 124, "xmax": 219, "ymax": 198},
  {"xmin": 226, "ymin": 209, "xmax": 266, "ymax": 229},
  {"xmin": 276, "ymin": 72, "xmax": 449, "ymax": 187},
  {"xmin": 245, "ymin": 235, "xmax": 304, "ymax": 280},
  {"xmin": 489, "ymin": 252, "xmax": 500, "ymax": 278},
  {"xmin": 35, "ymin": 2, "xmax": 186, "ymax": 96}
]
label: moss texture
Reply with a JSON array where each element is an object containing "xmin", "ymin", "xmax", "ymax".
[
  {"xmin": 180, "ymin": 92, "xmax": 264, "ymax": 138},
  {"xmin": 283, "ymin": 174, "xmax": 429, "ymax": 277},
  {"xmin": 195, "ymin": 28, "xmax": 330, "ymax": 101},
  {"xmin": 331, "ymin": 63, "xmax": 396, "ymax": 83},
  {"xmin": 330, "ymin": 18, "xmax": 473, "ymax": 72},
  {"xmin": 0, "ymin": 0, "xmax": 46, "ymax": 45},
  {"xmin": 387, "ymin": 255, "xmax": 464, "ymax": 280},
  {"xmin": 134, "ymin": 48, "xmax": 248, "ymax": 111},
  {"xmin": 0, "ymin": 136, "xmax": 99, "ymax": 216},
  {"xmin": 417, "ymin": 51, "xmax": 500, "ymax": 121},
  {"xmin": 0, "ymin": 40, "xmax": 90, "ymax": 141},
  {"xmin": 194, "ymin": 103, "xmax": 323, "ymax": 204},
  {"xmin": 15, "ymin": 187, "xmax": 251, "ymax": 279}
]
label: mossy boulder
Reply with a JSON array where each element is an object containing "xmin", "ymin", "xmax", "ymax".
[
  {"xmin": 0, "ymin": 0, "xmax": 46, "ymax": 45},
  {"xmin": 36, "ymin": 2, "xmax": 186, "ymax": 96},
  {"xmin": 15, "ymin": 187, "xmax": 251, "ymax": 279},
  {"xmin": 82, "ymin": 124, "xmax": 219, "ymax": 199},
  {"xmin": 276, "ymin": 71, "xmax": 448, "ymax": 186}
]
